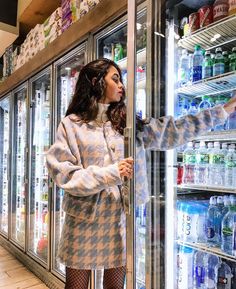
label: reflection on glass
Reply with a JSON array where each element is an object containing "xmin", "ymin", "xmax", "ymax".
[
  {"xmin": 11, "ymin": 88, "xmax": 27, "ymax": 247},
  {"xmin": 29, "ymin": 73, "xmax": 50, "ymax": 263},
  {"xmin": 0, "ymin": 97, "xmax": 10, "ymax": 234},
  {"xmin": 97, "ymin": 10, "xmax": 147, "ymax": 118},
  {"xmin": 53, "ymin": 50, "xmax": 85, "ymax": 274}
]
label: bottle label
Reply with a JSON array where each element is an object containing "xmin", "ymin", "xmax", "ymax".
[
  {"xmin": 207, "ymin": 227, "xmax": 215, "ymax": 238},
  {"xmin": 193, "ymin": 66, "xmax": 202, "ymax": 82},
  {"xmin": 213, "ymin": 63, "xmax": 225, "ymax": 76},
  {"xmin": 203, "ymin": 66, "xmax": 212, "ymax": 78},
  {"xmin": 196, "ymin": 153, "xmax": 209, "ymax": 164},
  {"xmin": 184, "ymin": 154, "xmax": 196, "ymax": 164},
  {"xmin": 210, "ymin": 154, "xmax": 224, "ymax": 164},
  {"xmin": 222, "ymin": 227, "xmax": 233, "ymax": 236}
]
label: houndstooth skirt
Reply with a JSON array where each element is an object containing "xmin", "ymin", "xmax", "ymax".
[{"xmin": 57, "ymin": 190, "xmax": 126, "ymax": 270}]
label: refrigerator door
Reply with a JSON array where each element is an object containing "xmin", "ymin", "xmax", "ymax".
[
  {"xmin": 28, "ymin": 67, "xmax": 52, "ymax": 266},
  {"xmin": 11, "ymin": 84, "xmax": 28, "ymax": 249},
  {"xmin": 52, "ymin": 43, "xmax": 87, "ymax": 276},
  {"xmin": 0, "ymin": 95, "xmax": 11, "ymax": 236},
  {"xmin": 94, "ymin": 3, "xmax": 148, "ymax": 289}
]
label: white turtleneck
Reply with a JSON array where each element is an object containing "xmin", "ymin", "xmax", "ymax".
[{"xmin": 96, "ymin": 103, "xmax": 120, "ymax": 200}]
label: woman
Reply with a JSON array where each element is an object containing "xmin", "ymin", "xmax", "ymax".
[{"xmin": 46, "ymin": 58, "xmax": 236, "ymax": 289}]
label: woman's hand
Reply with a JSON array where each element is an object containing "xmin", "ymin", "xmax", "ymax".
[
  {"xmin": 223, "ymin": 94, "xmax": 236, "ymax": 115},
  {"xmin": 118, "ymin": 157, "xmax": 134, "ymax": 179}
]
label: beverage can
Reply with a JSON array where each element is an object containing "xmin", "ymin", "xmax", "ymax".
[
  {"xmin": 198, "ymin": 5, "xmax": 213, "ymax": 27},
  {"xmin": 189, "ymin": 12, "xmax": 200, "ymax": 33}
]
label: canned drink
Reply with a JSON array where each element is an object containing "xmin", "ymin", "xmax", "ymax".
[
  {"xmin": 189, "ymin": 12, "xmax": 200, "ymax": 33},
  {"xmin": 198, "ymin": 5, "xmax": 213, "ymax": 27}
]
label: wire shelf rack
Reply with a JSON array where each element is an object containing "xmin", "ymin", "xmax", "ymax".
[
  {"xmin": 178, "ymin": 15, "xmax": 236, "ymax": 52},
  {"xmin": 177, "ymin": 71, "xmax": 236, "ymax": 97}
]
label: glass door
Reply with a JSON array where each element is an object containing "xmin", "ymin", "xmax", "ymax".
[
  {"xmin": 11, "ymin": 84, "xmax": 28, "ymax": 249},
  {"xmin": 28, "ymin": 67, "xmax": 52, "ymax": 266},
  {"xmin": 52, "ymin": 43, "xmax": 87, "ymax": 276},
  {"xmin": 0, "ymin": 95, "xmax": 11, "ymax": 236},
  {"xmin": 94, "ymin": 4, "xmax": 148, "ymax": 288}
]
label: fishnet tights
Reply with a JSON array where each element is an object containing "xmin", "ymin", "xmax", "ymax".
[{"xmin": 65, "ymin": 266, "xmax": 126, "ymax": 289}]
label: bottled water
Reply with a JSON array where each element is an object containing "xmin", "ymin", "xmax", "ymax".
[
  {"xmin": 188, "ymin": 100, "xmax": 198, "ymax": 115},
  {"xmin": 221, "ymin": 200, "xmax": 236, "ymax": 255},
  {"xmin": 207, "ymin": 142, "xmax": 214, "ymax": 184},
  {"xmin": 177, "ymin": 246, "xmax": 194, "ymax": 289},
  {"xmin": 204, "ymin": 254, "xmax": 221, "ymax": 289},
  {"xmin": 206, "ymin": 196, "xmax": 222, "ymax": 246},
  {"xmin": 193, "ymin": 251, "xmax": 206, "ymax": 289},
  {"xmin": 192, "ymin": 44, "xmax": 203, "ymax": 82},
  {"xmin": 183, "ymin": 142, "xmax": 196, "ymax": 184},
  {"xmin": 208, "ymin": 142, "xmax": 225, "ymax": 186},
  {"xmin": 222, "ymin": 195, "xmax": 230, "ymax": 217},
  {"xmin": 213, "ymin": 47, "xmax": 225, "ymax": 76},
  {"xmin": 203, "ymin": 51, "xmax": 213, "ymax": 79},
  {"xmin": 194, "ymin": 141, "xmax": 209, "ymax": 185},
  {"xmin": 198, "ymin": 95, "xmax": 212, "ymax": 111},
  {"xmin": 225, "ymin": 144, "xmax": 236, "ymax": 188},
  {"xmin": 178, "ymin": 49, "xmax": 191, "ymax": 87},
  {"xmin": 214, "ymin": 97, "xmax": 228, "ymax": 131},
  {"xmin": 216, "ymin": 262, "xmax": 233, "ymax": 289}
]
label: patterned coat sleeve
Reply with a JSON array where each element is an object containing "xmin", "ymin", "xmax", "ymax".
[
  {"xmin": 46, "ymin": 121, "xmax": 122, "ymax": 197},
  {"xmin": 140, "ymin": 105, "xmax": 229, "ymax": 150}
]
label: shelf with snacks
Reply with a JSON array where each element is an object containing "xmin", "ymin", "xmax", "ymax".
[
  {"xmin": 177, "ymin": 240, "xmax": 236, "ymax": 263},
  {"xmin": 177, "ymin": 71, "xmax": 236, "ymax": 98},
  {"xmin": 178, "ymin": 14, "xmax": 236, "ymax": 52},
  {"xmin": 0, "ymin": 0, "xmax": 127, "ymax": 97}
]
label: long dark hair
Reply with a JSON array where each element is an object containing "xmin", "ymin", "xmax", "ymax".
[{"xmin": 66, "ymin": 58, "xmax": 144, "ymax": 135}]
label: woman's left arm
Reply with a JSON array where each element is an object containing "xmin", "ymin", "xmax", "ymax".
[{"xmin": 141, "ymin": 105, "xmax": 229, "ymax": 151}]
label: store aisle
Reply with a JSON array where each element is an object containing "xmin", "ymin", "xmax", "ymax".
[{"xmin": 0, "ymin": 245, "xmax": 49, "ymax": 289}]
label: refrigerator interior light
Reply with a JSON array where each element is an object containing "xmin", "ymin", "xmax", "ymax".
[
  {"xmin": 210, "ymin": 33, "xmax": 221, "ymax": 42},
  {"xmin": 65, "ymin": 67, "xmax": 71, "ymax": 71},
  {"xmin": 137, "ymin": 22, "xmax": 142, "ymax": 30}
]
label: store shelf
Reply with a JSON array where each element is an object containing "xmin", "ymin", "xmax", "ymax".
[
  {"xmin": 195, "ymin": 130, "xmax": 236, "ymax": 141},
  {"xmin": 178, "ymin": 14, "xmax": 236, "ymax": 52},
  {"xmin": 117, "ymin": 47, "xmax": 146, "ymax": 70},
  {"xmin": 177, "ymin": 240, "xmax": 236, "ymax": 263},
  {"xmin": 177, "ymin": 71, "xmax": 236, "ymax": 98},
  {"xmin": 177, "ymin": 184, "xmax": 236, "ymax": 194}
]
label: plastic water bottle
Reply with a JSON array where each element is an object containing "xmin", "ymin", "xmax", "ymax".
[
  {"xmin": 178, "ymin": 246, "xmax": 194, "ymax": 289},
  {"xmin": 216, "ymin": 262, "xmax": 233, "ymax": 289},
  {"xmin": 222, "ymin": 195, "xmax": 231, "ymax": 217},
  {"xmin": 213, "ymin": 47, "xmax": 225, "ymax": 76},
  {"xmin": 206, "ymin": 196, "xmax": 222, "ymax": 246},
  {"xmin": 206, "ymin": 142, "xmax": 214, "ymax": 184},
  {"xmin": 178, "ymin": 49, "xmax": 191, "ymax": 87},
  {"xmin": 214, "ymin": 96, "xmax": 228, "ymax": 131},
  {"xmin": 194, "ymin": 141, "xmax": 209, "ymax": 185},
  {"xmin": 221, "ymin": 200, "xmax": 236, "ymax": 255},
  {"xmin": 203, "ymin": 51, "xmax": 213, "ymax": 79},
  {"xmin": 216, "ymin": 196, "xmax": 224, "ymax": 243},
  {"xmin": 192, "ymin": 44, "xmax": 203, "ymax": 82},
  {"xmin": 183, "ymin": 142, "xmax": 196, "ymax": 184},
  {"xmin": 198, "ymin": 95, "xmax": 212, "ymax": 111},
  {"xmin": 188, "ymin": 100, "xmax": 198, "ymax": 115},
  {"xmin": 193, "ymin": 251, "xmax": 206, "ymax": 289},
  {"xmin": 223, "ymin": 51, "xmax": 230, "ymax": 73},
  {"xmin": 204, "ymin": 254, "xmax": 221, "ymax": 289},
  {"xmin": 226, "ymin": 107, "xmax": 236, "ymax": 130},
  {"xmin": 225, "ymin": 144, "xmax": 236, "ymax": 188},
  {"xmin": 208, "ymin": 142, "xmax": 225, "ymax": 186}
]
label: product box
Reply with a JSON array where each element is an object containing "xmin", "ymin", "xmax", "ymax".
[
  {"xmin": 62, "ymin": 12, "xmax": 73, "ymax": 32},
  {"xmin": 80, "ymin": 0, "xmax": 89, "ymax": 17},
  {"xmin": 87, "ymin": 0, "xmax": 100, "ymax": 10},
  {"xmin": 61, "ymin": 0, "xmax": 71, "ymax": 19},
  {"xmin": 71, "ymin": 0, "xmax": 80, "ymax": 22}
]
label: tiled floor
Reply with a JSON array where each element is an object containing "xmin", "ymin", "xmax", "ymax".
[{"xmin": 0, "ymin": 245, "xmax": 49, "ymax": 289}]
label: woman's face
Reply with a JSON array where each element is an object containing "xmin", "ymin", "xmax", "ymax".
[{"xmin": 102, "ymin": 65, "xmax": 124, "ymax": 104}]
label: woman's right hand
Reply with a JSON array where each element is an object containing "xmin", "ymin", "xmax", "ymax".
[{"xmin": 118, "ymin": 157, "xmax": 134, "ymax": 179}]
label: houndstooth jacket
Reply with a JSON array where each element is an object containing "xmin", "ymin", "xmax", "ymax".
[{"xmin": 46, "ymin": 105, "xmax": 228, "ymax": 221}]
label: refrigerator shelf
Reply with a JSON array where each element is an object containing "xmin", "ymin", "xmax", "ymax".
[
  {"xmin": 194, "ymin": 129, "xmax": 236, "ymax": 141},
  {"xmin": 117, "ymin": 47, "xmax": 146, "ymax": 70},
  {"xmin": 178, "ymin": 14, "xmax": 236, "ymax": 52},
  {"xmin": 177, "ymin": 240, "xmax": 236, "ymax": 263},
  {"xmin": 177, "ymin": 71, "xmax": 236, "ymax": 98},
  {"xmin": 177, "ymin": 184, "xmax": 236, "ymax": 194}
]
